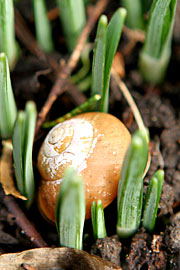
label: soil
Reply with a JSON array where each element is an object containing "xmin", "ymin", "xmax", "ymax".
[{"xmin": 0, "ymin": 0, "xmax": 180, "ymax": 269}]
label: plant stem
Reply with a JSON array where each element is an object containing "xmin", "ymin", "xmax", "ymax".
[
  {"xmin": 111, "ymin": 68, "xmax": 145, "ymax": 133},
  {"xmin": 43, "ymin": 94, "xmax": 101, "ymax": 128}
]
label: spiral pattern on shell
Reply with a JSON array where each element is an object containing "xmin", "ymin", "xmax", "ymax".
[{"xmin": 38, "ymin": 112, "xmax": 131, "ymax": 222}]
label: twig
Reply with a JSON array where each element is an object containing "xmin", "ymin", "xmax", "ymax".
[
  {"xmin": 3, "ymin": 195, "xmax": 48, "ymax": 248},
  {"xmin": 122, "ymin": 26, "xmax": 145, "ymax": 56},
  {"xmin": 35, "ymin": 0, "xmax": 110, "ymax": 135},
  {"xmin": 15, "ymin": 7, "xmax": 88, "ymax": 114},
  {"xmin": 66, "ymin": 81, "xmax": 87, "ymax": 105},
  {"xmin": 15, "ymin": 8, "xmax": 88, "ymax": 115},
  {"xmin": 111, "ymin": 68, "xmax": 146, "ymax": 132},
  {"xmin": 111, "ymin": 68, "xmax": 151, "ymax": 176},
  {"xmin": 47, "ymin": 7, "xmax": 59, "ymax": 21}
]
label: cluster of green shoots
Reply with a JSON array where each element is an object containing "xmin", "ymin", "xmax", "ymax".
[
  {"xmin": 56, "ymin": 131, "xmax": 164, "ymax": 250},
  {"xmin": 1, "ymin": 0, "xmax": 177, "ymax": 82},
  {"xmin": 0, "ymin": 53, "xmax": 37, "ymax": 208},
  {"xmin": 122, "ymin": 0, "xmax": 177, "ymax": 84},
  {"xmin": 1, "ymin": 0, "xmax": 177, "ymax": 250}
]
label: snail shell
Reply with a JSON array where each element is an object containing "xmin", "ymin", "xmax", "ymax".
[{"xmin": 37, "ymin": 112, "xmax": 131, "ymax": 222}]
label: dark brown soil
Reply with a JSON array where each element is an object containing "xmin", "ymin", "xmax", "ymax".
[{"xmin": 1, "ymin": 0, "xmax": 180, "ymax": 269}]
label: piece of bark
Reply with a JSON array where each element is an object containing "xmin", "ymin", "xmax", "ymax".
[
  {"xmin": 0, "ymin": 247, "xmax": 122, "ymax": 270},
  {"xmin": 0, "ymin": 143, "xmax": 26, "ymax": 201}
]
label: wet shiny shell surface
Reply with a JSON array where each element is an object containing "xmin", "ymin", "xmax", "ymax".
[{"xmin": 38, "ymin": 112, "xmax": 131, "ymax": 222}]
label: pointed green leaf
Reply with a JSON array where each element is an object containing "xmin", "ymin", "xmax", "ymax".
[
  {"xmin": 91, "ymin": 15, "xmax": 107, "ymax": 98},
  {"xmin": 91, "ymin": 201, "xmax": 97, "ymax": 240},
  {"xmin": 121, "ymin": 0, "xmax": 144, "ymax": 29},
  {"xmin": 0, "ymin": 53, "xmax": 17, "ymax": 139},
  {"xmin": 101, "ymin": 8, "xmax": 127, "ymax": 112},
  {"xmin": 56, "ymin": 167, "xmax": 85, "ymax": 249},
  {"xmin": 91, "ymin": 200, "xmax": 107, "ymax": 240},
  {"xmin": 33, "ymin": 0, "xmax": 54, "ymax": 52},
  {"xmin": 23, "ymin": 101, "xmax": 37, "ymax": 208},
  {"xmin": 43, "ymin": 94, "xmax": 101, "ymax": 128},
  {"xmin": 71, "ymin": 45, "xmax": 91, "ymax": 84},
  {"xmin": 142, "ymin": 169, "xmax": 164, "ymax": 232},
  {"xmin": 12, "ymin": 111, "xmax": 25, "ymax": 194},
  {"xmin": 117, "ymin": 129, "xmax": 149, "ymax": 238},
  {"xmin": 139, "ymin": 0, "xmax": 177, "ymax": 83},
  {"xmin": 0, "ymin": 0, "xmax": 18, "ymax": 68},
  {"xmin": 141, "ymin": 0, "xmax": 153, "ymax": 13},
  {"xmin": 56, "ymin": 0, "xmax": 86, "ymax": 52}
]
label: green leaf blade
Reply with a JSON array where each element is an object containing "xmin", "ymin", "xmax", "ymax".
[
  {"xmin": 91, "ymin": 15, "xmax": 107, "ymax": 98},
  {"xmin": 121, "ymin": 0, "xmax": 144, "ymax": 29},
  {"xmin": 139, "ymin": 0, "xmax": 177, "ymax": 83},
  {"xmin": 12, "ymin": 111, "xmax": 25, "ymax": 194},
  {"xmin": 91, "ymin": 200, "xmax": 107, "ymax": 240},
  {"xmin": 142, "ymin": 169, "xmax": 164, "ymax": 232},
  {"xmin": 33, "ymin": 0, "xmax": 54, "ymax": 52},
  {"xmin": 101, "ymin": 8, "xmax": 127, "ymax": 112},
  {"xmin": 96, "ymin": 200, "xmax": 107, "ymax": 239},
  {"xmin": 117, "ymin": 129, "xmax": 149, "ymax": 238},
  {"xmin": 56, "ymin": 0, "xmax": 86, "ymax": 52},
  {"xmin": 43, "ymin": 94, "xmax": 101, "ymax": 128},
  {"xmin": 0, "ymin": 0, "xmax": 18, "ymax": 68},
  {"xmin": 0, "ymin": 53, "xmax": 17, "ymax": 139},
  {"xmin": 56, "ymin": 167, "xmax": 85, "ymax": 250},
  {"xmin": 23, "ymin": 101, "xmax": 37, "ymax": 208},
  {"xmin": 91, "ymin": 201, "xmax": 97, "ymax": 240}
]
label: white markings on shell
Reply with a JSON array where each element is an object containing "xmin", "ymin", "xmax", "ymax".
[{"xmin": 41, "ymin": 118, "xmax": 97, "ymax": 179}]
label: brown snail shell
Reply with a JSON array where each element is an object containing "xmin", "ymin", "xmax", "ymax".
[{"xmin": 37, "ymin": 112, "xmax": 131, "ymax": 222}]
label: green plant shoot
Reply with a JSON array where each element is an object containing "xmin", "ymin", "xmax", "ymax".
[
  {"xmin": 12, "ymin": 111, "xmax": 25, "ymax": 194},
  {"xmin": 142, "ymin": 169, "xmax": 164, "ymax": 232},
  {"xmin": 91, "ymin": 200, "xmax": 107, "ymax": 240},
  {"xmin": 139, "ymin": 0, "xmax": 177, "ymax": 84},
  {"xmin": 12, "ymin": 101, "xmax": 37, "ymax": 208},
  {"xmin": 71, "ymin": 45, "xmax": 92, "ymax": 85},
  {"xmin": 33, "ymin": 0, "xmax": 54, "ymax": 52},
  {"xmin": 91, "ymin": 15, "xmax": 107, "ymax": 97},
  {"xmin": 91, "ymin": 8, "xmax": 126, "ymax": 112},
  {"xmin": 102, "ymin": 8, "xmax": 126, "ymax": 112},
  {"xmin": 121, "ymin": 0, "xmax": 144, "ymax": 29},
  {"xmin": 141, "ymin": 0, "xmax": 153, "ymax": 13},
  {"xmin": 0, "ymin": 0, "xmax": 18, "ymax": 69},
  {"xmin": 43, "ymin": 94, "xmax": 101, "ymax": 128},
  {"xmin": 0, "ymin": 53, "xmax": 17, "ymax": 139},
  {"xmin": 117, "ymin": 129, "xmax": 149, "ymax": 238},
  {"xmin": 56, "ymin": 0, "xmax": 86, "ymax": 52},
  {"xmin": 56, "ymin": 167, "xmax": 85, "ymax": 250},
  {"xmin": 23, "ymin": 102, "xmax": 37, "ymax": 208}
]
